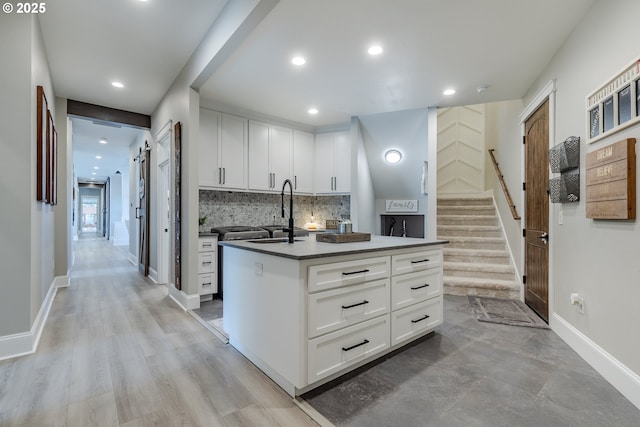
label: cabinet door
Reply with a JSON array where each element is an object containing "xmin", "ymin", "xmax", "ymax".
[
  {"xmin": 219, "ymin": 113, "xmax": 247, "ymax": 190},
  {"xmin": 334, "ymin": 131, "xmax": 351, "ymax": 193},
  {"xmin": 248, "ymin": 120, "xmax": 271, "ymax": 191},
  {"xmin": 269, "ymin": 125, "xmax": 293, "ymax": 189},
  {"xmin": 293, "ymin": 130, "xmax": 314, "ymax": 194},
  {"xmin": 314, "ymin": 132, "xmax": 335, "ymax": 194},
  {"xmin": 199, "ymin": 108, "xmax": 219, "ymax": 187}
]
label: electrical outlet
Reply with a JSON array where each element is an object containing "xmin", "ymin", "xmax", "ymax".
[{"xmin": 570, "ymin": 293, "xmax": 585, "ymax": 314}]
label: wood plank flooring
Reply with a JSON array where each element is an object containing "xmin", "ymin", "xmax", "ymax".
[{"xmin": 0, "ymin": 236, "xmax": 318, "ymax": 427}]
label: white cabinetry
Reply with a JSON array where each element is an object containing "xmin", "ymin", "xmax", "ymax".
[
  {"xmin": 390, "ymin": 249, "xmax": 443, "ymax": 346},
  {"xmin": 198, "ymin": 236, "xmax": 218, "ymax": 298},
  {"xmin": 199, "ymin": 109, "xmax": 247, "ymax": 190},
  {"xmin": 248, "ymin": 120, "xmax": 292, "ymax": 192},
  {"xmin": 292, "ymin": 130, "xmax": 314, "ymax": 194},
  {"xmin": 314, "ymin": 131, "xmax": 351, "ymax": 194}
]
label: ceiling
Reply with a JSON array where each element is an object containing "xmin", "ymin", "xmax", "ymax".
[{"xmin": 38, "ymin": 0, "xmax": 596, "ymax": 182}]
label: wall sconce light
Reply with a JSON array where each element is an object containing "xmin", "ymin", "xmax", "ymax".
[{"xmin": 384, "ymin": 149, "xmax": 402, "ymax": 164}]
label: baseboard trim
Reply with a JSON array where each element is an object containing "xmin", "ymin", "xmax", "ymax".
[
  {"xmin": 552, "ymin": 313, "xmax": 640, "ymax": 410},
  {"xmin": 148, "ymin": 268, "xmax": 158, "ymax": 284},
  {"xmin": 0, "ymin": 275, "xmax": 63, "ymax": 361},
  {"xmin": 167, "ymin": 283, "xmax": 200, "ymax": 311},
  {"xmin": 128, "ymin": 253, "xmax": 137, "ymax": 266}
]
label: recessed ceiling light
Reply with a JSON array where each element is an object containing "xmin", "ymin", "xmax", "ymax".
[
  {"xmin": 99, "ymin": 139, "xmax": 107, "ymax": 144},
  {"xmin": 291, "ymin": 56, "xmax": 306, "ymax": 66},
  {"xmin": 111, "ymin": 81, "xmax": 124, "ymax": 88},
  {"xmin": 368, "ymin": 45, "xmax": 383, "ymax": 56},
  {"xmin": 384, "ymin": 149, "xmax": 402, "ymax": 164},
  {"xmin": 92, "ymin": 172, "xmax": 96, "ymax": 175},
  {"xmin": 93, "ymin": 166, "xmax": 99, "ymax": 170},
  {"xmin": 96, "ymin": 155, "xmax": 102, "ymax": 159},
  {"xmin": 443, "ymin": 89, "xmax": 456, "ymax": 96},
  {"xmin": 308, "ymin": 108, "xmax": 319, "ymax": 115}
]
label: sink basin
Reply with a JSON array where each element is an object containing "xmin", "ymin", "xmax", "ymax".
[{"xmin": 248, "ymin": 238, "xmax": 303, "ymax": 244}]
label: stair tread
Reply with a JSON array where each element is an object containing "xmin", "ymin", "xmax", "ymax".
[
  {"xmin": 438, "ymin": 214, "xmax": 497, "ymax": 218},
  {"xmin": 437, "ymin": 225, "xmax": 501, "ymax": 230},
  {"xmin": 437, "ymin": 236, "xmax": 505, "ymax": 243},
  {"xmin": 444, "ymin": 248, "xmax": 509, "ymax": 256},
  {"xmin": 444, "ymin": 276, "xmax": 520, "ymax": 289},
  {"xmin": 444, "ymin": 262, "xmax": 514, "ymax": 272}
]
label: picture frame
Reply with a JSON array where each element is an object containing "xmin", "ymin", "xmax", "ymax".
[
  {"xmin": 36, "ymin": 86, "xmax": 48, "ymax": 202},
  {"xmin": 46, "ymin": 110, "xmax": 53, "ymax": 204}
]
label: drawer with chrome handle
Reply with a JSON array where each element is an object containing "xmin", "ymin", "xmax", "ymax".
[{"xmin": 198, "ymin": 253, "xmax": 215, "ymax": 273}]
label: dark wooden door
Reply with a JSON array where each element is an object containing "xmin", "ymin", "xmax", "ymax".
[
  {"xmin": 138, "ymin": 147, "xmax": 151, "ymax": 276},
  {"xmin": 524, "ymin": 100, "xmax": 550, "ymax": 321}
]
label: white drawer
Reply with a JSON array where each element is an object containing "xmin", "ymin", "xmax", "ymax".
[
  {"xmin": 308, "ymin": 279, "xmax": 390, "ymax": 338},
  {"xmin": 198, "ymin": 252, "xmax": 215, "ymax": 274},
  {"xmin": 199, "ymin": 237, "xmax": 217, "ymax": 252},
  {"xmin": 198, "ymin": 273, "xmax": 217, "ymax": 295},
  {"xmin": 391, "ymin": 296, "xmax": 443, "ymax": 347},
  {"xmin": 308, "ymin": 256, "xmax": 390, "ymax": 293},
  {"xmin": 391, "ymin": 269, "xmax": 442, "ymax": 310},
  {"xmin": 308, "ymin": 315, "xmax": 390, "ymax": 383},
  {"xmin": 391, "ymin": 250, "xmax": 442, "ymax": 276}
]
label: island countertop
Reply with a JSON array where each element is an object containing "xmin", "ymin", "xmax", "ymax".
[{"xmin": 219, "ymin": 235, "xmax": 447, "ymax": 260}]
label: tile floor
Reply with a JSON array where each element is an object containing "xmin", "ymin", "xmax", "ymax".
[{"xmin": 303, "ymin": 295, "xmax": 640, "ymax": 426}]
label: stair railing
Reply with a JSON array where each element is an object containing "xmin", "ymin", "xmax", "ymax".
[{"xmin": 488, "ymin": 149, "xmax": 521, "ymax": 220}]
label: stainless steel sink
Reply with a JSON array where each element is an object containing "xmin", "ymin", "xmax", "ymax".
[{"xmin": 247, "ymin": 238, "xmax": 303, "ymax": 244}]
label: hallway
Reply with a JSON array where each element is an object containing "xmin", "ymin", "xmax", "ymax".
[{"xmin": 0, "ymin": 237, "xmax": 316, "ymax": 426}]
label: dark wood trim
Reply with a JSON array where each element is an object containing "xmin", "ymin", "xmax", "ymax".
[
  {"xmin": 174, "ymin": 122, "xmax": 182, "ymax": 291},
  {"xmin": 36, "ymin": 86, "xmax": 48, "ymax": 202},
  {"xmin": 67, "ymin": 99, "xmax": 151, "ymax": 129}
]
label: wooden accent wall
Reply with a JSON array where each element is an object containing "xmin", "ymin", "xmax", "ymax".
[{"xmin": 585, "ymin": 138, "xmax": 636, "ymax": 219}]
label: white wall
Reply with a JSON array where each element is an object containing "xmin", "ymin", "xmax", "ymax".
[
  {"xmin": 351, "ymin": 117, "xmax": 376, "ymax": 234},
  {"xmin": 485, "ymin": 100, "xmax": 524, "ymax": 275},
  {"xmin": 518, "ymin": 0, "xmax": 640, "ymax": 404},
  {"xmin": 357, "ymin": 108, "xmax": 430, "ymax": 236}
]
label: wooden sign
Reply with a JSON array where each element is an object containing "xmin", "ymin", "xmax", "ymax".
[{"xmin": 585, "ymin": 138, "xmax": 636, "ymax": 219}]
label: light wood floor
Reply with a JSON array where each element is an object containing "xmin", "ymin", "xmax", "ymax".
[{"xmin": 0, "ymin": 236, "xmax": 318, "ymax": 426}]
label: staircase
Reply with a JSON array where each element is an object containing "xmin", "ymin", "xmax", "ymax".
[{"xmin": 437, "ymin": 196, "xmax": 520, "ymax": 299}]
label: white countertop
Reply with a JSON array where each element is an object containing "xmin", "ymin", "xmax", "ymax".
[{"xmin": 219, "ymin": 235, "xmax": 447, "ymax": 260}]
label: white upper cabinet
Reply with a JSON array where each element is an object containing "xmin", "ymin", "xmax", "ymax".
[
  {"xmin": 199, "ymin": 108, "xmax": 219, "ymax": 188},
  {"xmin": 292, "ymin": 130, "xmax": 315, "ymax": 194},
  {"xmin": 199, "ymin": 108, "xmax": 248, "ymax": 190},
  {"xmin": 248, "ymin": 120, "xmax": 292, "ymax": 192},
  {"xmin": 314, "ymin": 130, "xmax": 351, "ymax": 194}
]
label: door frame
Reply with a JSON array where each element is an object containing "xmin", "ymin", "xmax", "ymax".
[
  {"xmin": 155, "ymin": 120, "xmax": 173, "ymax": 286},
  {"xmin": 519, "ymin": 79, "xmax": 556, "ymax": 323}
]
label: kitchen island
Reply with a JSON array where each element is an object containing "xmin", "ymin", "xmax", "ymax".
[{"xmin": 220, "ymin": 235, "xmax": 447, "ymax": 396}]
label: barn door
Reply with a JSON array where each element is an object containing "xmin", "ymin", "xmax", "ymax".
[{"xmin": 524, "ymin": 100, "xmax": 550, "ymax": 321}]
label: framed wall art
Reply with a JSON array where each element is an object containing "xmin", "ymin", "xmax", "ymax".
[
  {"xmin": 585, "ymin": 58, "xmax": 640, "ymax": 143},
  {"xmin": 36, "ymin": 86, "xmax": 48, "ymax": 202}
]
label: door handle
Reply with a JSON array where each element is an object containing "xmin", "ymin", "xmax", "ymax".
[
  {"xmin": 135, "ymin": 207, "xmax": 140, "ymax": 219},
  {"xmin": 218, "ymin": 168, "xmax": 222, "ymax": 185},
  {"xmin": 540, "ymin": 232, "xmax": 549, "ymax": 244},
  {"xmin": 223, "ymin": 168, "xmax": 226, "ymax": 184},
  {"xmin": 294, "ymin": 175, "xmax": 297, "ymax": 190}
]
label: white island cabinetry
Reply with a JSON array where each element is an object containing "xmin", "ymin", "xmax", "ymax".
[{"xmin": 221, "ymin": 236, "xmax": 445, "ymax": 396}]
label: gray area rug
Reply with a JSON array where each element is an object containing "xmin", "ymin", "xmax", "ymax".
[{"xmin": 468, "ymin": 296, "xmax": 549, "ymax": 329}]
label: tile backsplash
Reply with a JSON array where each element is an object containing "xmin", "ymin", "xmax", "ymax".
[{"xmin": 199, "ymin": 190, "xmax": 350, "ymax": 230}]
